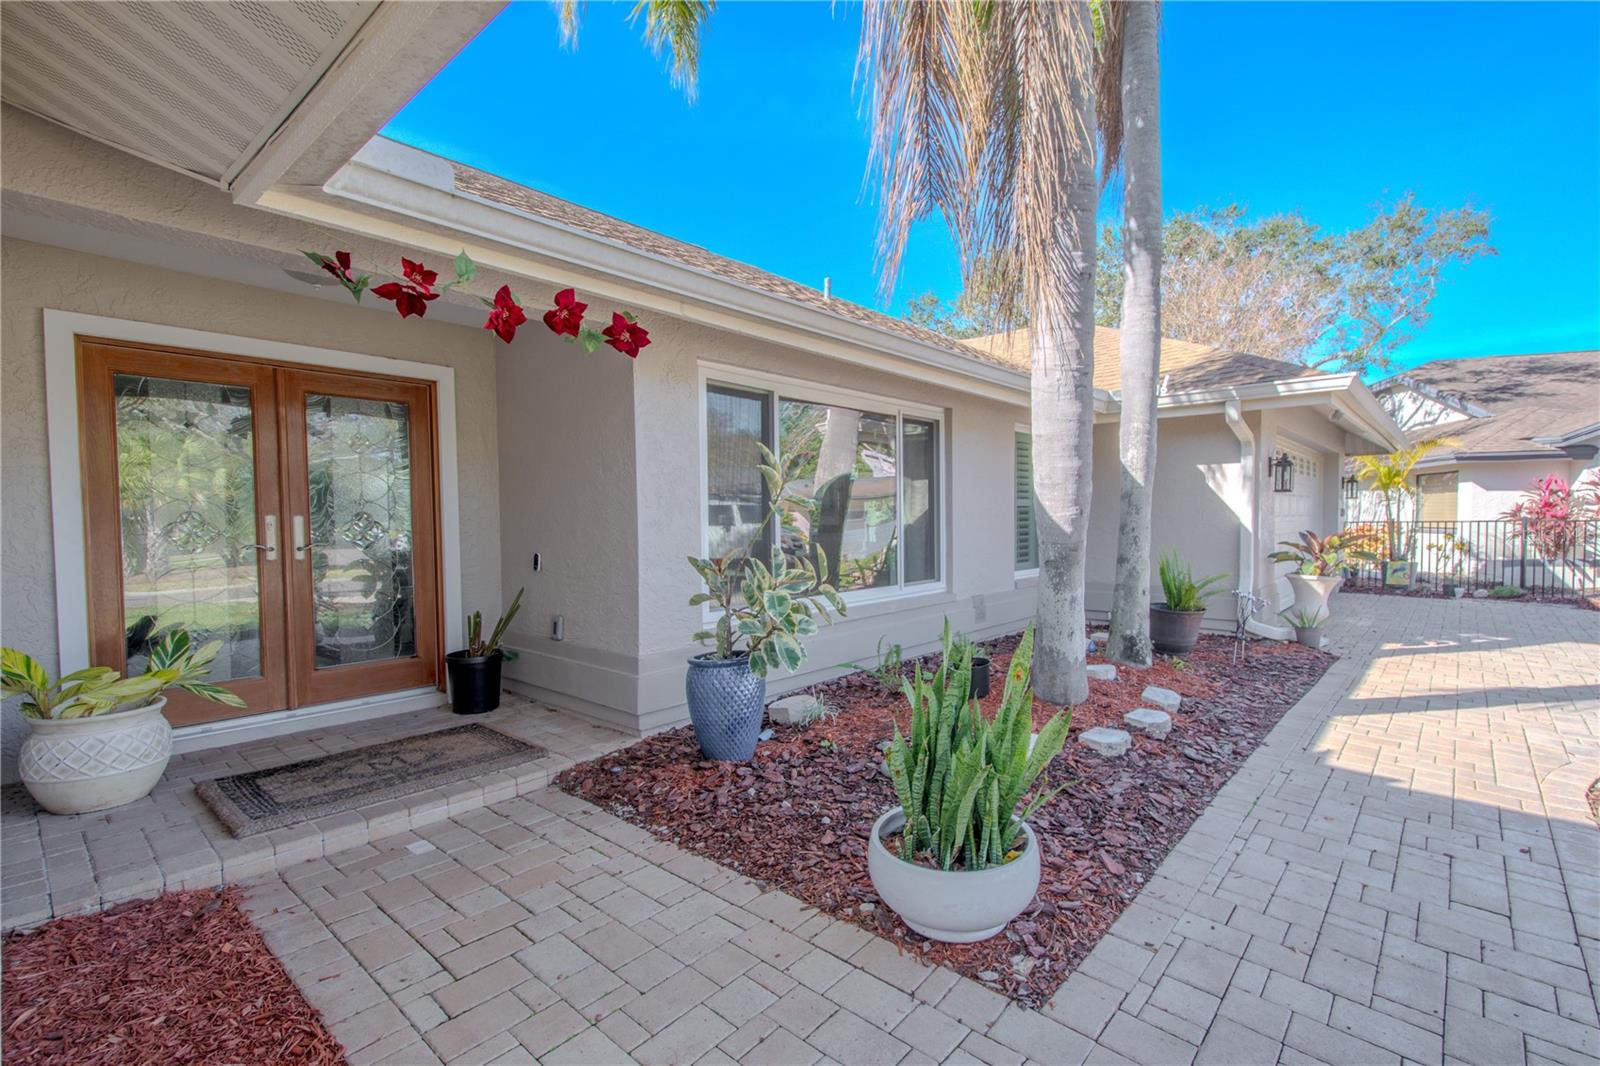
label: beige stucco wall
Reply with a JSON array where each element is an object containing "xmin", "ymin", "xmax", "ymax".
[{"xmin": 0, "ymin": 237, "xmax": 504, "ymax": 780}]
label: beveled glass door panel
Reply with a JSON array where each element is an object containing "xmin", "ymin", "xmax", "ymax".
[
  {"xmin": 80, "ymin": 344, "xmax": 288, "ymax": 724},
  {"xmin": 283, "ymin": 370, "xmax": 440, "ymax": 705}
]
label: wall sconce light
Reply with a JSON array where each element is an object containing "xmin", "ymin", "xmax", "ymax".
[
  {"xmin": 1270, "ymin": 452, "xmax": 1295, "ymax": 494},
  {"xmin": 1342, "ymin": 474, "xmax": 1360, "ymax": 501}
]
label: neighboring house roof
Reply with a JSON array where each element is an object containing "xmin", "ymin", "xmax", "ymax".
[
  {"xmin": 1377, "ymin": 351, "xmax": 1600, "ymax": 460},
  {"xmin": 968, "ymin": 327, "xmax": 1321, "ymax": 392}
]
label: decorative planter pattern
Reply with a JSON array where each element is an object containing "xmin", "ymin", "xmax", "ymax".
[
  {"xmin": 868, "ymin": 806, "xmax": 1041, "ymax": 943},
  {"xmin": 19, "ymin": 697, "xmax": 172, "ymax": 815},
  {"xmin": 1285, "ymin": 573, "xmax": 1342, "ymax": 623},
  {"xmin": 446, "ymin": 651, "xmax": 504, "ymax": 715},
  {"xmin": 1150, "ymin": 605, "xmax": 1206, "ymax": 655},
  {"xmin": 685, "ymin": 654, "xmax": 766, "ymax": 761}
]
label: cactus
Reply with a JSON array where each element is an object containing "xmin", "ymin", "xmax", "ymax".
[{"xmin": 883, "ymin": 621, "xmax": 1071, "ymax": 871}]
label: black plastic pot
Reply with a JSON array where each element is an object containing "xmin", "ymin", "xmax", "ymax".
[
  {"xmin": 968, "ymin": 656, "xmax": 992, "ymax": 701},
  {"xmin": 1149, "ymin": 604, "xmax": 1206, "ymax": 655},
  {"xmin": 445, "ymin": 651, "xmax": 503, "ymax": 715}
]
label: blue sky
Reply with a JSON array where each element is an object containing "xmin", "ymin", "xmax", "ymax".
[{"xmin": 386, "ymin": 1, "xmax": 1600, "ymax": 372}]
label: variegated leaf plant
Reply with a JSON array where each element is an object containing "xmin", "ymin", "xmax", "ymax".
[
  {"xmin": 884, "ymin": 622, "xmax": 1071, "ymax": 871},
  {"xmin": 688, "ymin": 443, "xmax": 847, "ymax": 678},
  {"xmin": 2, "ymin": 629, "xmax": 246, "ymax": 720}
]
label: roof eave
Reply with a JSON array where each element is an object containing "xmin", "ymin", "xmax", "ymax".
[{"xmin": 291, "ymin": 139, "xmax": 1054, "ymax": 405}]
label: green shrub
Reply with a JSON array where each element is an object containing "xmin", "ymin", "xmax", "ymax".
[
  {"xmin": 1158, "ymin": 552, "xmax": 1229, "ymax": 613},
  {"xmin": 1489, "ymin": 585, "xmax": 1525, "ymax": 599},
  {"xmin": 883, "ymin": 621, "xmax": 1070, "ymax": 871}
]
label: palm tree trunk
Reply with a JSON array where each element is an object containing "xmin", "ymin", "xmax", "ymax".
[
  {"xmin": 1031, "ymin": 1, "xmax": 1098, "ymax": 707},
  {"xmin": 1107, "ymin": 0, "xmax": 1162, "ymax": 667}
]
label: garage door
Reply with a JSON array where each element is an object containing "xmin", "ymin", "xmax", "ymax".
[{"xmin": 1270, "ymin": 444, "xmax": 1323, "ymax": 611}]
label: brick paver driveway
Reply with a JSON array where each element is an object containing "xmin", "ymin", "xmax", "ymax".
[{"xmin": 247, "ymin": 594, "xmax": 1600, "ymax": 1065}]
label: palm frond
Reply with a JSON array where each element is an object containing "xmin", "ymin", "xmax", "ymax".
[
  {"xmin": 1092, "ymin": 0, "xmax": 1129, "ymax": 187},
  {"xmin": 629, "ymin": 0, "xmax": 715, "ymax": 100}
]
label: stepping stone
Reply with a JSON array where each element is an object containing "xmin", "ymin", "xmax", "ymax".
[
  {"xmin": 1078, "ymin": 727, "xmax": 1131, "ymax": 757},
  {"xmin": 1142, "ymin": 685, "xmax": 1181, "ymax": 712},
  {"xmin": 1124, "ymin": 707, "xmax": 1172, "ymax": 739},
  {"xmin": 767, "ymin": 694, "xmax": 824, "ymax": 726},
  {"xmin": 1090, "ymin": 630, "xmax": 1110, "ymax": 644},
  {"xmin": 1086, "ymin": 663, "xmax": 1118, "ymax": 682}
]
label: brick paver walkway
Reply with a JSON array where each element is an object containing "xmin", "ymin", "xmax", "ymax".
[{"xmin": 241, "ymin": 595, "xmax": 1599, "ymax": 1065}]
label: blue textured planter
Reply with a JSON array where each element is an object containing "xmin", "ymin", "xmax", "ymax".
[{"xmin": 685, "ymin": 653, "xmax": 767, "ymax": 761}]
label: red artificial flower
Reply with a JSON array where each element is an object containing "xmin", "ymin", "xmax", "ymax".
[
  {"xmin": 484, "ymin": 285, "xmax": 527, "ymax": 344},
  {"xmin": 320, "ymin": 250, "xmax": 355, "ymax": 284},
  {"xmin": 371, "ymin": 281, "xmax": 439, "ymax": 318},
  {"xmin": 542, "ymin": 287, "xmax": 587, "ymax": 337},
  {"xmin": 400, "ymin": 257, "xmax": 438, "ymax": 294},
  {"xmin": 602, "ymin": 312, "xmax": 650, "ymax": 358}
]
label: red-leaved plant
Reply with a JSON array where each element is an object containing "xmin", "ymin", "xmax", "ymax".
[
  {"xmin": 300, "ymin": 249, "xmax": 650, "ymax": 355},
  {"xmin": 1502, "ymin": 474, "xmax": 1598, "ymax": 560}
]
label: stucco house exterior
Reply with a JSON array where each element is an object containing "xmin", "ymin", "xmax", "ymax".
[
  {"xmin": 0, "ymin": 2, "xmax": 1405, "ymax": 780},
  {"xmin": 1360, "ymin": 351, "xmax": 1600, "ymax": 525}
]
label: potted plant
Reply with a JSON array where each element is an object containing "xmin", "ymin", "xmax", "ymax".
[
  {"xmin": 951, "ymin": 632, "xmax": 991, "ymax": 701},
  {"xmin": 1268, "ymin": 531, "xmax": 1372, "ymax": 622},
  {"xmin": 3, "ymin": 631, "xmax": 245, "ymax": 815},
  {"xmin": 688, "ymin": 446, "xmax": 845, "ymax": 760},
  {"xmin": 446, "ymin": 588, "xmax": 523, "ymax": 714},
  {"xmin": 1283, "ymin": 607, "xmax": 1326, "ymax": 648},
  {"xmin": 1150, "ymin": 551, "xmax": 1228, "ymax": 655},
  {"xmin": 1351, "ymin": 440, "xmax": 1451, "ymax": 586},
  {"xmin": 1426, "ymin": 533, "xmax": 1472, "ymax": 597},
  {"xmin": 871, "ymin": 622, "xmax": 1070, "ymax": 943}
]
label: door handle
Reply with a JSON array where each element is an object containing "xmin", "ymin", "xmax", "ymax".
[
  {"xmin": 292, "ymin": 515, "xmax": 308, "ymax": 561},
  {"xmin": 249, "ymin": 515, "xmax": 279, "ymax": 561}
]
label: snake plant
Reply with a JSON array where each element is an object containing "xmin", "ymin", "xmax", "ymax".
[{"xmin": 883, "ymin": 622, "xmax": 1071, "ymax": 871}]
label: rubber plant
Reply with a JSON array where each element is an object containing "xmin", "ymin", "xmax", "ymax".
[
  {"xmin": 300, "ymin": 248, "xmax": 650, "ymax": 355},
  {"xmin": 688, "ymin": 444, "xmax": 846, "ymax": 677},
  {"xmin": 884, "ymin": 622, "xmax": 1071, "ymax": 871}
]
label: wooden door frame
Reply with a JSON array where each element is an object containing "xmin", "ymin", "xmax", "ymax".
[
  {"xmin": 280, "ymin": 367, "xmax": 444, "ymax": 705},
  {"xmin": 77, "ymin": 342, "xmax": 293, "ymax": 725},
  {"xmin": 43, "ymin": 312, "xmax": 467, "ymax": 685},
  {"xmin": 43, "ymin": 311, "xmax": 464, "ymax": 726}
]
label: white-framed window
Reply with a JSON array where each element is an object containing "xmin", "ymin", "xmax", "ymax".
[
  {"xmin": 1014, "ymin": 429, "xmax": 1038, "ymax": 575},
  {"xmin": 700, "ymin": 365, "xmax": 945, "ymax": 602}
]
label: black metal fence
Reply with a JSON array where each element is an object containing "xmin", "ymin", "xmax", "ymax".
[{"xmin": 1339, "ymin": 519, "xmax": 1600, "ymax": 596}]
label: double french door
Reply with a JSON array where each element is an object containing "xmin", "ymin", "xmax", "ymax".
[{"xmin": 78, "ymin": 339, "xmax": 442, "ymax": 726}]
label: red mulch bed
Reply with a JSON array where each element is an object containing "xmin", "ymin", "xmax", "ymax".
[
  {"xmin": 2, "ymin": 887, "xmax": 345, "ymax": 1066},
  {"xmin": 558, "ymin": 633, "xmax": 1335, "ymax": 1007}
]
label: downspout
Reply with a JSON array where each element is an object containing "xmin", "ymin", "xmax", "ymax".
[{"xmin": 1224, "ymin": 401, "xmax": 1291, "ymax": 641}]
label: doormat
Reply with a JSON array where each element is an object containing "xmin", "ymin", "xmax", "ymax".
[{"xmin": 195, "ymin": 725, "xmax": 545, "ymax": 837}]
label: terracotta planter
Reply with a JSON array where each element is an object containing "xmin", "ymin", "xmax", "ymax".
[
  {"xmin": 1285, "ymin": 573, "xmax": 1342, "ymax": 622},
  {"xmin": 867, "ymin": 806, "xmax": 1040, "ymax": 943},
  {"xmin": 19, "ymin": 697, "xmax": 172, "ymax": 815},
  {"xmin": 1150, "ymin": 605, "xmax": 1206, "ymax": 655}
]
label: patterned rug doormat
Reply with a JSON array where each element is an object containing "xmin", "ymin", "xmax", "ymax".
[{"xmin": 196, "ymin": 725, "xmax": 546, "ymax": 837}]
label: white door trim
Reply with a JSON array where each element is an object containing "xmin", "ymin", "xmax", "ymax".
[{"xmin": 42, "ymin": 309, "xmax": 465, "ymax": 678}]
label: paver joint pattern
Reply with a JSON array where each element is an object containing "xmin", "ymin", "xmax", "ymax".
[{"xmin": 124, "ymin": 597, "xmax": 1600, "ymax": 1063}]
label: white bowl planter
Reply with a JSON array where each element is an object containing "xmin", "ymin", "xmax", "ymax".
[
  {"xmin": 1285, "ymin": 573, "xmax": 1342, "ymax": 623},
  {"xmin": 19, "ymin": 697, "xmax": 172, "ymax": 815},
  {"xmin": 867, "ymin": 805, "xmax": 1041, "ymax": 943}
]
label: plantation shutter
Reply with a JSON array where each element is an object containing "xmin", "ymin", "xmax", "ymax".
[{"xmin": 1014, "ymin": 431, "xmax": 1038, "ymax": 570}]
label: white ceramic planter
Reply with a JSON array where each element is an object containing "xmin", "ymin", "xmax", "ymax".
[
  {"xmin": 1285, "ymin": 573, "xmax": 1342, "ymax": 624},
  {"xmin": 867, "ymin": 806, "xmax": 1041, "ymax": 943},
  {"xmin": 19, "ymin": 697, "xmax": 172, "ymax": 815}
]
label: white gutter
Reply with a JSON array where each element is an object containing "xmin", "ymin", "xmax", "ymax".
[{"xmin": 1224, "ymin": 400, "xmax": 1291, "ymax": 642}]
